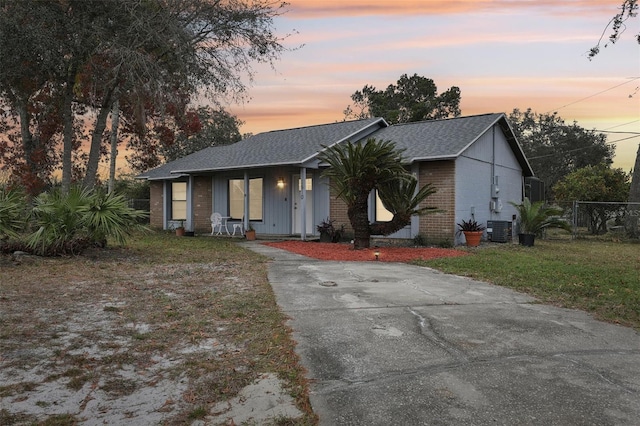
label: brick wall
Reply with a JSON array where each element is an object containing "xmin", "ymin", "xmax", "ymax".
[
  {"xmin": 327, "ymin": 164, "xmax": 456, "ymax": 242},
  {"xmin": 418, "ymin": 161, "xmax": 456, "ymax": 243},
  {"xmin": 328, "ymin": 181, "xmax": 353, "ymax": 234},
  {"xmin": 192, "ymin": 176, "xmax": 212, "ymax": 233},
  {"xmin": 149, "ymin": 181, "xmax": 164, "ymax": 230}
]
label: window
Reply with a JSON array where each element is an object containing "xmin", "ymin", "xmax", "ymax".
[
  {"xmin": 375, "ymin": 190, "xmax": 393, "ymax": 222},
  {"xmin": 297, "ymin": 177, "xmax": 312, "ymax": 191},
  {"xmin": 171, "ymin": 182, "xmax": 187, "ymax": 220},
  {"xmin": 229, "ymin": 178, "xmax": 263, "ymax": 221}
]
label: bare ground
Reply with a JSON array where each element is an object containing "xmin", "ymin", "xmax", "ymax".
[{"xmin": 0, "ymin": 234, "xmax": 315, "ymax": 425}]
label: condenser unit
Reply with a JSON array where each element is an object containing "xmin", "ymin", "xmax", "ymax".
[{"xmin": 487, "ymin": 220, "xmax": 512, "ymax": 243}]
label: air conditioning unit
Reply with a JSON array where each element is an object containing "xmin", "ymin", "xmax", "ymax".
[{"xmin": 487, "ymin": 220, "xmax": 512, "ymax": 243}]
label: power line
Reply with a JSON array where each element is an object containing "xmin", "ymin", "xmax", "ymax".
[
  {"xmin": 606, "ymin": 134, "xmax": 640, "ymax": 144},
  {"xmin": 604, "ymin": 119, "xmax": 639, "ymax": 130},
  {"xmin": 544, "ymin": 77, "xmax": 640, "ymax": 115},
  {"xmin": 527, "ymin": 145, "xmax": 607, "ymax": 160},
  {"xmin": 593, "ymin": 130, "xmax": 640, "ymax": 135},
  {"xmin": 524, "ymin": 135, "xmax": 640, "ymax": 160}
]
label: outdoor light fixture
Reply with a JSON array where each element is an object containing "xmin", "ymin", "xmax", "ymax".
[
  {"xmin": 374, "ymin": 250, "xmax": 380, "ymax": 261},
  {"xmin": 277, "ymin": 178, "xmax": 285, "ymax": 189}
]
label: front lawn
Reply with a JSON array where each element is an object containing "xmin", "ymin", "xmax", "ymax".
[
  {"xmin": 415, "ymin": 240, "xmax": 640, "ymax": 330},
  {"xmin": 0, "ymin": 232, "xmax": 315, "ymax": 425}
]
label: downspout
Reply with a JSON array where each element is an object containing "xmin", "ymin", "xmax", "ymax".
[
  {"xmin": 300, "ymin": 167, "xmax": 307, "ymax": 241},
  {"xmin": 491, "ymin": 125, "xmax": 496, "ymax": 219},
  {"xmin": 244, "ymin": 171, "xmax": 250, "ymax": 231}
]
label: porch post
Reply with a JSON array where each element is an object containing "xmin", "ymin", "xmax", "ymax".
[
  {"xmin": 163, "ymin": 180, "xmax": 169, "ymax": 230},
  {"xmin": 187, "ymin": 175, "xmax": 194, "ymax": 232},
  {"xmin": 244, "ymin": 171, "xmax": 250, "ymax": 231},
  {"xmin": 300, "ymin": 167, "xmax": 307, "ymax": 241}
]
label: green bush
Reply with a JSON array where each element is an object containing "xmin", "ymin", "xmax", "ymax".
[
  {"xmin": 0, "ymin": 186, "xmax": 28, "ymax": 240},
  {"xmin": 26, "ymin": 186, "xmax": 148, "ymax": 256},
  {"xmin": 80, "ymin": 190, "xmax": 149, "ymax": 246}
]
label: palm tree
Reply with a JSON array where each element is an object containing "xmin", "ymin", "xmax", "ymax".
[
  {"xmin": 319, "ymin": 138, "xmax": 438, "ymax": 249},
  {"xmin": 510, "ymin": 197, "xmax": 571, "ymax": 246}
]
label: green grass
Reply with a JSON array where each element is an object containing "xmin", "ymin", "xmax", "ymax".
[
  {"xmin": 414, "ymin": 239, "xmax": 640, "ymax": 330},
  {"xmin": 124, "ymin": 231, "xmax": 254, "ymax": 264}
]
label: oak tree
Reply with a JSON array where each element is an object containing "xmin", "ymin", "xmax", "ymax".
[
  {"xmin": 508, "ymin": 108, "xmax": 614, "ymax": 199},
  {"xmin": 344, "ymin": 74, "xmax": 461, "ymax": 125}
]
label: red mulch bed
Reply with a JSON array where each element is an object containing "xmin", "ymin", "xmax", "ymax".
[{"xmin": 263, "ymin": 240, "xmax": 468, "ymax": 262}]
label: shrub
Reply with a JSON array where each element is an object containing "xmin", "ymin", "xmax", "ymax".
[
  {"xmin": 316, "ymin": 218, "xmax": 345, "ymax": 243},
  {"xmin": 412, "ymin": 233, "xmax": 427, "ymax": 246},
  {"xmin": 80, "ymin": 190, "xmax": 149, "ymax": 246},
  {"xmin": 0, "ymin": 186, "xmax": 28, "ymax": 240},
  {"xmin": 26, "ymin": 186, "xmax": 148, "ymax": 256}
]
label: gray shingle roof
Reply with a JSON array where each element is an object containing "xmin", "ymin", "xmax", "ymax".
[
  {"xmin": 138, "ymin": 113, "xmax": 533, "ymax": 179},
  {"xmin": 367, "ymin": 113, "xmax": 503, "ymax": 159},
  {"xmin": 138, "ymin": 117, "xmax": 385, "ymax": 179},
  {"xmin": 364, "ymin": 113, "xmax": 532, "ymax": 175}
]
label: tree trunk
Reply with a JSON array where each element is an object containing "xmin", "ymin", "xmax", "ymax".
[
  {"xmin": 349, "ymin": 194, "xmax": 371, "ymax": 249},
  {"xmin": 61, "ymin": 75, "xmax": 75, "ymax": 194},
  {"xmin": 108, "ymin": 99, "xmax": 120, "ymax": 194},
  {"xmin": 83, "ymin": 88, "xmax": 114, "ymax": 188},
  {"xmin": 16, "ymin": 103, "xmax": 45, "ymax": 195},
  {"xmin": 17, "ymin": 104, "xmax": 34, "ymax": 170},
  {"xmin": 60, "ymin": 59, "xmax": 81, "ymax": 193},
  {"xmin": 369, "ymin": 212, "xmax": 411, "ymax": 236}
]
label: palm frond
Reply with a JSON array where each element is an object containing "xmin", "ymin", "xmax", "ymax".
[
  {"xmin": 510, "ymin": 197, "xmax": 571, "ymax": 235},
  {"xmin": 0, "ymin": 186, "xmax": 28, "ymax": 239},
  {"xmin": 377, "ymin": 177, "xmax": 438, "ymax": 216}
]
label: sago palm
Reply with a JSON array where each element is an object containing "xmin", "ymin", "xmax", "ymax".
[
  {"xmin": 319, "ymin": 138, "xmax": 437, "ymax": 248},
  {"xmin": 510, "ymin": 197, "xmax": 571, "ymax": 235},
  {"xmin": 320, "ymin": 138, "xmax": 408, "ymax": 248}
]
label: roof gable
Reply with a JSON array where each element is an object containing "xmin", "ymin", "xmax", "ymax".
[{"xmin": 364, "ymin": 113, "xmax": 533, "ymax": 176}]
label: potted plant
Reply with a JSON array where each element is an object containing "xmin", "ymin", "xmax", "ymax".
[
  {"xmin": 510, "ymin": 197, "xmax": 571, "ymax": 246},
  {"xmin": 244, "ymin": 223, "xmax": 256, "ymax": 241},
  {"xmin": 316, "ymin": 218, "xmax": 345, "ymax": 243},
  {"xmin": 457, "ymin": 219, "xmax": 485, "ymax": 247},
  {"xmin": 175, "ymin": 220, "xmax": 186, "ymax": 237}
]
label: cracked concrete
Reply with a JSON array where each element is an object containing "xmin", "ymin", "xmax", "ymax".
[{"xmin": 246, "ymin": 242, "xmax": 640, "ymax": 425}]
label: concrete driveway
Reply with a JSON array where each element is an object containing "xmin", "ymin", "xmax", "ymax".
[{"xmin": 246, "ymin": 243, "xmax": 640, "ymax": 425}]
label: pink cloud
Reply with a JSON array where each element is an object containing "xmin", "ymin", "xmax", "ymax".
[{"xmin": 287, "ymin": 0, "xmax": 625, "ymax": 18}]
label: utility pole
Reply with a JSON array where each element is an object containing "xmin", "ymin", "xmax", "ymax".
[{"xmin": 627, "ymin": 144, "xmax": 640, "ymax": 238}]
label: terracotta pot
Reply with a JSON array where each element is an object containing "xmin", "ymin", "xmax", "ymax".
[
  {"xmin": 245, "ymin": 230, "xmax": 256, "ymax": 241},
  {"xmin": 175, "ymin": 227, "xmax": 186, "ymax": 237},
  {"xmin": 463, "ymin": 231, "xmax": 483, "ymax": 247}
]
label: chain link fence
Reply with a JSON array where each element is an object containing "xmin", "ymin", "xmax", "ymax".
[
  {"xmin": 128, "ymin": 199, "xmax": 150, "ymax": 224},
  {"xmin": 554, "ymin": 201, "xmax": 640, "ymax": 241}
]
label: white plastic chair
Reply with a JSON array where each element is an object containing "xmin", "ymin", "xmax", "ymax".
[
  {"xmin": 210, "ymin": 212, "xmax": 223, "ymax": 235},
  {"xmin": 231, "ymin": 223, "xmax": 244, "ymax": 236}
]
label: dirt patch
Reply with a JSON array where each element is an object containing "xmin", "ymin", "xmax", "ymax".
[
  {"xmin": 0, "ymin": 234, "xmax": 315, "ymax": 425},
  {"xmin": 263, "ymin": 240, "xmax": 468, "ymax": 262}
]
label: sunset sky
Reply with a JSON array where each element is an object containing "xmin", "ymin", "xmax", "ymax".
[{"xmin": 228, "ymin": 0, "xmax": 640, "ymax": 171}]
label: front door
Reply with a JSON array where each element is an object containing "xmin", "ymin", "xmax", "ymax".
[{"xmin": 293, "ymin": 174, "xmax": 314, "ymax": 234}]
